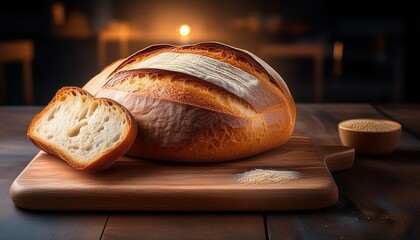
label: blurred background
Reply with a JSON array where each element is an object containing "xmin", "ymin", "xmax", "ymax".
[{"xmin": 0, "ymin": 0, "xmax": 418, "ymax": 105}]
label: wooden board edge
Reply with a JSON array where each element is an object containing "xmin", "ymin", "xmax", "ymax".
[
  {"xmin": 9, "ymin": 151, "xmax": 44, "ymax": 209},
  {"xmin": 319, "ymin": 145, "xmax": 354, "ymax": 172},
  {"xmin": 9, "ymin": 181, "xmax": 339, "ymax": 211}
]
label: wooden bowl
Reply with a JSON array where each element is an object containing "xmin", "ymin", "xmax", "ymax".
[{"xmin": 338, "ymin": 119, "xmax": 401, "ymax": 156}]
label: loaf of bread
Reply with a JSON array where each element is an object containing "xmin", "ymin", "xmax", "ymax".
[
  {"xmin": 27, "ymin": 87, "xmax": 137, "ymax": 171},
  {"xmin": 83, "ymin": 42, "xmax": 296, "ymax": 163}
]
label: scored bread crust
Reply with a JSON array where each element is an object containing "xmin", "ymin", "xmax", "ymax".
[
  {"xmin": 27, "ymin": 87, "xmax": 137, "ymax": 171},
  {"xmin": 84, "ymin": 42, "xmax": 296, "ymax": 163}
]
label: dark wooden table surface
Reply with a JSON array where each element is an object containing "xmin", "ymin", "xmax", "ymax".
[{"xmin": 1, "ymin": 104, "xmax": 419, "ymax": 240}]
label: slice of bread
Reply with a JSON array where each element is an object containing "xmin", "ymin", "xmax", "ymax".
[{"xmin": 27, "ymin": 87, "xmax": 137, "ymax": 171}]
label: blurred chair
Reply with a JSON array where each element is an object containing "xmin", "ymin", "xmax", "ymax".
[
  {"xmin": 98, "ymin": 21, "xmax": 143, "ymax": 68},
  {"xmin": 260, "ymin": 43, "xmax": 324, "ymax": 102},
  {"xmin": 0, "ymin": 40, "xmax": 34, "ymax": 104},
  {"xmin": 52, "ymin": 11, "xmax": 91, "ymax": 38}
]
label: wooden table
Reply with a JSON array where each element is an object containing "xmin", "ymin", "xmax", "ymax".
[{"xmin": 1, "ymin": 104, "xmax": 419, "ymax": 239}]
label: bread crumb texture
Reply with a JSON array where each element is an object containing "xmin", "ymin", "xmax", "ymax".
[
  {"xmin": 238, "ymin": 169, "xmax": 299, "ymax": 184},
  {"xmin": 341, "ymin": 119, "xmax": 392, "ymax": 132},
  {"xmin": 32, "ymin": 89, "xmax": 129, "ymax": 162}
]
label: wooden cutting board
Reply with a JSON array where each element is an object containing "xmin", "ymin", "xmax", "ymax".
[{"xmin": 10, "ymin": 130, "xmax": 354, "ymax": 211}]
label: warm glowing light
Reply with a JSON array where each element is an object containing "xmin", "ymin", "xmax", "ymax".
[
  {"xmin": 179, "ymin": 24, "xmax": 191, "ymax": 37},
  {"xmin": 333, "ymin": 41, "xmax": 344, "ymax": 61},
  {"xmin": 52, "ymin": 2, "xmax": 65, "ymax": 26},
  {"xmin": 332, "ymin": 41, "xmax": 344, "ymax": 77}
]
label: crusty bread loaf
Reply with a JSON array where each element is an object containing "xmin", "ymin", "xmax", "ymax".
[
  {"xmin": 27, "ymin": 87, "xmax": 137, "ymax": 171},
  {"xmin": 83, "ymin": 42, "xmax": 296, "ymax": 163}
]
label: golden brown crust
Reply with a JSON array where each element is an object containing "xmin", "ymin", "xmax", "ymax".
[
  {"xmin": 27, "ymin": 87, "xmax": 137, "ymax": 171},
  {"xmin": 111, "ymin": 42, "xmax": 282, "ymax": 91},
  {"xmin": 104, "ymin": 68, "xmax": 256, "ymax": 117},
  {"xmin": 83, "ymin": 42, "xmax": 296, "ymax": 163},
  {"xmin": 96, "ymin": 89, "xmax": 292, "ymax": 163},
  {"xmin": 105, "ymin": 43, "xmax": 291, "ymax": 111},
  {"xmin": 83, "ymin": 59, "xmax": 124, "ymax": 96}
]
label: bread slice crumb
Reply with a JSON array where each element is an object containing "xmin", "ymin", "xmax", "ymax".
[{"xmin": 27, "ymin": 87, "xmax": 137, "ymax": 171}]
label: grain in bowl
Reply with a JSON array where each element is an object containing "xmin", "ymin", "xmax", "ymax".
[{"xmin": 338, "ymin": 119, "xmax": 401, "ymax": 156}]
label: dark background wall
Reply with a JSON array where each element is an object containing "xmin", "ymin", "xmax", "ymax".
[{"xmin": 0, "ymin": 0, "xmax": 418, "ymax": 105}]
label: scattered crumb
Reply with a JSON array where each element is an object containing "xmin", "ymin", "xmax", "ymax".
[{"xmin": 238, "ymin": 169, "xmax": 299, "ymax": 184}]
